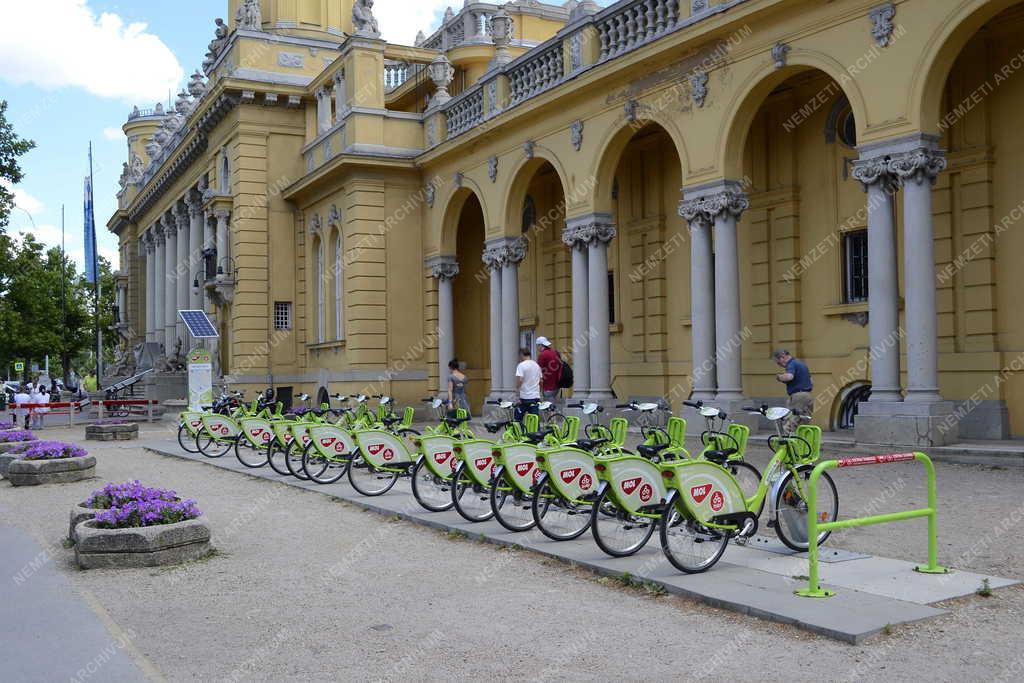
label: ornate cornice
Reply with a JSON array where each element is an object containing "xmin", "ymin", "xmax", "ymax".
[
  {"xmin": 564, "ymin": 213, "xmax": 616, "ymax": 247},
  {"xmin": 889, "ymin": 148, "xmax": 947, "ymax": 186},
  {"xmin": 481, "ymin": 236, "xmax": 529, "ymax": 269},
  {"xmin": 429, "ymin": 256, "xmax": 460, "ymax": 281}
]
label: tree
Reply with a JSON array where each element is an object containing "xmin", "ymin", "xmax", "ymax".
[{"xmin": 0, "ymin": 101, "xmax": 37, "ymax": 233}]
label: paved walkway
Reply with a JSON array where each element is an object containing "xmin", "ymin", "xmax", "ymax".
[
  {"xmin": 0, "ymin": 517, "xmax": 145, "ymax": 682},
  {"xmin": 142, "ymin": 440, "xmax": 1017, "ymax": 644}
]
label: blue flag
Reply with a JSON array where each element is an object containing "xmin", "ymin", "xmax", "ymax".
[{"xmin": 84, "ymin": 172, "xmax": 97, "ymax": 283}]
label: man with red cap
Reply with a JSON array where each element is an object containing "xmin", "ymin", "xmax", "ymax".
[{"xmin": 536, "ymin": 336, "xmax": 562, "ymax": 402}]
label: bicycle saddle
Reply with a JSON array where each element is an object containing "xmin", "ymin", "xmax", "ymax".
[
  {"xmin": 442, "ymin": 416, "xmax": 471, "ymax": 427},
  {"xmin": 704, "ymin": 448, "xmax": 738, "ymax": 464},
  {"xmin": 575, "ymin": 437, "xmax": 609, "ymax": 451},
  {"xmin": 484, "ymin": 421, "xmax": 509, "ymax": 434},
  {"xmin": 381, "ymin": 416, "xmax": 400, "ymax": 427},
  {"xmin": 526, "ymin": 428, "xmax": 554, "ymax": 445},
  {"xmin": 638, "ymin": 443, "xmax": 671, "ymax": 458}
]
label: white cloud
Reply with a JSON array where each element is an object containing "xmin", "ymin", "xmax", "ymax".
[
  {"xmin": 103, "ymin": 127, "xmax": 124, "ymax": 141},
  {"xmin": 376, "ymin": 2, "xmax": 448, "ymax": 46},
  {"xmin": 1, "ymin": 179, "xmax": 46, "ymax": 216},
  {"xmin": 0, "ymin": 0, "xmax": 183, "ymax": 102}
]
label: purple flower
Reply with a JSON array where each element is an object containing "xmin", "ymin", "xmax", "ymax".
[
  {"xmin": 19, "ymin": 441, "xmax": 87, "ymax": 461},
  {"xmin": 85, "ymin": 480, "xmax": 179, "ymax": 509},
  {"xmin": 0, "ymin": 421, "xmax": 13, "ymax": 430},
  {"xmin": 0, "ymin": 430, "xmax": 37, "ymax": 443},
  {"xmin": 93, "ymin": 498, "xmax": 202, "ymax": 529}
]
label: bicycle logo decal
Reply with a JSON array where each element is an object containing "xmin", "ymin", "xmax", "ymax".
[
  {"xmin": 710, "ymin": 490, "xmax": 724, "ymax": 512},
  {"xmin": 190, "ymin": 420, "xmax": 202, "ymax": 429},
  {"xmin": 621, "ymin": 477, "xmax": 642, "ymax": 495},
  {"xmin": 690, "ymin": 484, "xmax": 712, "ymax": 504},
  {"xmin": 368, "ymin": 443, "xmax": 395, "ymax": 461},
  {"xmin": 559, "ymin": 467, "xmax": 581, "ymax": 484},
  {"xmin": 578, "ymin": 473, "xmax": 593, "ymax": 491},
  {"xmin": 474, "ymin": 457, "xmax": 492, "ymax": 472},
  {"xmin": 638, "ymin": 483, "xmax": 654, "ymax": 503},
  {"xmin": 515, "ymin": 462, "xmax": 535, "ymax": 477},
  {"xmin": 321, "ymin": 437, "xmax": 336, "ymax": 448}
]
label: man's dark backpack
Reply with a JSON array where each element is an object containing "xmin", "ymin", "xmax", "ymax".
[{"xmin": 556, "ymin": 353, "xmax": 574, "ymax": 389}]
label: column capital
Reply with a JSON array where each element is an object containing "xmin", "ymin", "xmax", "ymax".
[
  {"xmin": 173, "ymin": 203, "xmax": 189, "ymax": 231},
  {"xmin": 564, "ymin": 212, "xmax": 616, "ymax": 247},
  {"xmin": 213, "ymin": 207, "xmax": 231, "ymax": 221},
  {"xmin": 427, "ymin": 255, "xmax": 459, "ymax": 281},
  {"xmin": 483, "ymin": 236, "xmax": 529, "ymax": 268},
  {"xmin": 889, "ymin": 147, "xmax": 947, "ymax": 187},
  {"xmin": 185, "ymin": 189, "xmax": 204, "ymax": 217},
  {"xmin": 680, "ymin": 180, "xmax": 749, "ymax": 223}
]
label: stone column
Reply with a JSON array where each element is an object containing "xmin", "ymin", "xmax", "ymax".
[
  {"xmin": 316, "ymin": 86, "xmax": 332, "ymax": 134},
  {"xmin": 187, "ymin": 192, "xmax": 204, "ymax": 310},
  {"xmin": 430, "ymin": 256, "xmax": 459, "ymax": 393},
  {"xmin": 572, "ymin": 214, "xmax": 615, "ymax": 400},
  {"xmin": 144, "ymin": 234, "xmax": 156, "ymax": 343},
  {"xmin": 486, "ymin": 237, "xmax": 527, "ymax": 396},
  {"xmin": 333, "ymin": 71, "xmax": 347, "ymax": 122},
  {"xmin": 214, "ymin": 208, "xmax": 231, "ymax": 276},
  {"xmin": 174, "ymin": 204, "xmax": 189, "ymax": 348},
  {"xmin": 678, "ymin": 198, "xmax": 717, "ymax": 401},
  {"xmin": 162, "ymin": 214, "xmax": 178, "ymax": 353},
  {"xmin": 562, "ymin": 219, "xmax": 591, "ymax": 398},
  {"xmin": 703, "ymin": 184, "xmax": 748, "ymax": 402},
  {"xmin": 852, "ymin": 153, "xmax": 902, "ymax": 403},
  {"xmin": 153, "ymin": 226, "xmax": 166, "ymax": 350},
  {"xmin": 891, "ymin": 144, "xmax": 947, "ymax": 402},
  {"xmin": 482, "ymin": 245, "xmax": 504, "ymax": 398}
]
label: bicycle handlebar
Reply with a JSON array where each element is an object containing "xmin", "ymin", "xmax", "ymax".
[{"xmin": 567, "ymin": 402, "xmax": 583, "ymax": 409}]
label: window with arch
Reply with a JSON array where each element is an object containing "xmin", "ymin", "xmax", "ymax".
[
  {"xmin": 521, "ymin": 195, "xmax": 536, "ymax": 234},
  {"xmin": 333, "ymin": 229, "xmax": 344, "ymax": 340},
  {"xmin": 219, "ymin": 151, "xmax": 230, "ymax": 194}
]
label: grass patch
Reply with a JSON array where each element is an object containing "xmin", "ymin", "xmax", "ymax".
[
  {"xmin": 445, "ymin": 529, "xmax": 467, "ymax": 540},
  {"xmin": 976, "ymin": 578, "xmax": 993, "ymax": 598},
  {"xmin": 791, "ymin": 574, "xmax": 809, "ymax": 582}
]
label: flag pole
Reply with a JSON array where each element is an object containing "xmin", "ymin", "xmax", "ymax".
[
  {"xmin": 61, "ymin": 204, "xmax": 67, "ymax": 386},
  {"xmin": 87, "ymin": 142, "xmax": 102, "ymax": 388}
]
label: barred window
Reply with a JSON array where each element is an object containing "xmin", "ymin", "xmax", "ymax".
[
  {"xmin": 274, "ymin": 302, "xmax": 292, "ymax": 331},
  {"xmin": 843, "ymin": 230, "xmax": 869, "ymax": 304}
]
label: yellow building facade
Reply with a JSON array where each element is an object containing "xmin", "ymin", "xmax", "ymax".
[{"xmin": 108, "ymin": 0, "xmax": 1024, "ymax": 445}]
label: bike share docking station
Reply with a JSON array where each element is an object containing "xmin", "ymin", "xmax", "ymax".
[{"xmin": 143, "ymin": 435, "xmax": 1020, "ymax": 644}]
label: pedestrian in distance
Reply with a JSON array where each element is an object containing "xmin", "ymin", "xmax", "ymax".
[
  {"xmin": 447, "ymin": 358, "xmax": 471, "ymax": 417},
  {"xmin": 515, "ymin": 347, "xmax": 542, "ymax": 422},
  {"xmin": 29, "ymin": 384, "xmax": 45, "ymax": 429},
  {"xmin": 773, "ymin": 349, "xmax": 814, "ymax": 433},
  {"xmin": 36, "ymin": 385, "xmax": 50, "ymax": 429},
  {"xmin": 13, "ymin": 385, "xmax": 31, "ymax": 430},
  {"xmin": 536, "ymin": 336, "xmax": 562, "ymax": 402}
]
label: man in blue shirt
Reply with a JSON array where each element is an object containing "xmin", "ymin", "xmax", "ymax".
[{"xmin": 773, "ymin": 350, "xmax": 814, "ymax": 432}]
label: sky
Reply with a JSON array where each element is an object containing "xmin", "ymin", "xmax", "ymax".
[{"xmin": 0, "ymin": 1, "xmax": 608, "ymax": 272}]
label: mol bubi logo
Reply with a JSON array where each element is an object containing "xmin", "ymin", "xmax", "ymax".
[{"xmin": 559, "ymin": 467, "xmax": 581, "ymax": 485}]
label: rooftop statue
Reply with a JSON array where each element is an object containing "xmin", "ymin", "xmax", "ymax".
[
  {"xmin": 352, "ymin": 0, "xmax": 380, "ymax": 38},
  {"xmin": 236, "ymin": 0, "xmax": 263, "ymax": 31}
]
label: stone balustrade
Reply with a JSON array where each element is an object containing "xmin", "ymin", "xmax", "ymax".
[
  {"xmin": 509, "ymin": 42, "xmax": 564, "ymax": 106},
  {"xmin": 444, "ymin": 90, "xmax": 484, "ymax": 140},
  {"xmin": 597, "ymin": 0, "xmax": 683, "ymax": 60}
]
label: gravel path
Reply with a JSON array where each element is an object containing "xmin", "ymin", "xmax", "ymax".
[{"xmin": 0, "ymin": 423, "xmax": 1021, "ymax": 682}]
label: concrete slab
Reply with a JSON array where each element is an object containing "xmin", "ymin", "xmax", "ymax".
[
  {"xmin": 141, "ymin": 442, "xmax": 1019, "ymax": 644},
  {"xmin": 0, "ymin": 524, "xmax": 146, "ymax": 682}
]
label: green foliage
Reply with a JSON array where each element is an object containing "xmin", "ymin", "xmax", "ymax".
[
  {"xmin": 976, "ymin": 578, "xmax": 993, "ymax": 598},
  {"xmin": 0, "ymin": 101, "xmax": 37, "ymax": 233},
  {"xmin": 0, "ymin": 233, "xmax": 113, "ymax": 381}
]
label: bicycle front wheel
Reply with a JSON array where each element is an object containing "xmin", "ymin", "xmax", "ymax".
[
  {"xmin": 490, "ymin": 474, "xmax": 535, "ymax": 532},
  {"xmin": 590, "ymin": 487, "xmax": 657, "ymax": 558},
  {"xmin": 178, "ymin": 423, "xmax": 199, "ymax": 453},
  {"xmin": 234, "ymin": 437, "xmax": 268, "ymax": 468},
  {"xmin": 660, "ymin": 507, "xmax": 729, "ymax": 574},
  {"xmin": 195, "ymin": 432, "xmax": 232, "ymax": 458},
  {"xmin": 286, "ymin": 440, "xmax": 311, "ymax": 480},
  {"xmin": 268, "ymin": 439, "xmax": 292, "ymax": 476},
  {"xmin": 411, "ymin": 459, "xmax": 453, "ymax": 512},
  {"xmin": 303, "ymin": 443, "xmax": 348, "ymax": 485},
  {"xmin": 774, "ymin": 466, "xmax": 838, "ymax": 551},
  {"xmin": 347, "ymin": 453, "xmax": 399, "ymax": 497},
  {"xmin": 451, "ymin": 464, "xmax": 494, "ymax": 523},
  {"xmin": 531, "ymin": 475, "xmax": 592, "ymax": 541}
]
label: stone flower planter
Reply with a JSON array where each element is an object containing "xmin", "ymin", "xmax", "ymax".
[
  {"xmin": 85, "ymin": 423, "xmax": 139, "ymax": 441},
  {"xmin": 69, "ymin": 502, "xmax": 100, "ymax": 543},
  {"xmin": 6, "ymin": 456, "xmax": 97, "ymax": 487},
  {"xmin": 74, "ymin": 518, "xmax": 212, "ymax": 569},
  {"xmin": 0, "ymin": 441, "xmax": 35, "ymax": 454},
  {"xmin": 0, "ymin": 452, "xmax": 26, "ymax": 478}
]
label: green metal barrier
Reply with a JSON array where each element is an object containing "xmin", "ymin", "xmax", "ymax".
[{"xmin": 797, "ymin": 451, "xmax": 950, "ymax": 598}]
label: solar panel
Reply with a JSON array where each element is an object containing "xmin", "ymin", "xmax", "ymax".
[{"xmin": 179, "ymin": 310, "xmax": 220, "ymax": 339}]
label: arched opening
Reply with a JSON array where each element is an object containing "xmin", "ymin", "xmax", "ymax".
[
  {"xmin": 330, "ymin": 227, "xmax": 343, "ymax": 341},
  {"xmin": 447, "ymin": 192, "xmax": 490, "ymax": 412},
  {"xmin": 729, "ymin": 68, "xmax": 866, "ymax": 423},
  {"xmin": 832, "ymin": 382, "xmax": 872, "ymax": 431},
  {"xmin": 914, "ymin": 2, "xmax": 1024, "ymax": 437},
  {"xmin": 598, "ymin": 122, "xmax": 685, "ymax": 399},
  {"xmin": 313, "ymin": 234, "xmax": 325, "ymax": 344},
  {"xmin": 507, "ymin": 159, "xmax": 571, "ymax": 369}
]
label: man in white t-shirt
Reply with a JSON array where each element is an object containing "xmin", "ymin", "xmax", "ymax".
[
  {"xmin": 13, "ymin": 386, "xmax": 31, "ymax": 430},
  {"xmin": 515, "ymin": 347, "xmax": 542, "ymax": 422}
]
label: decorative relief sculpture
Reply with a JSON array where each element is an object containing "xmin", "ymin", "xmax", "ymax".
[
  {"xmin": 772, "ymin": 42, "xmax": 790, "ymax": 69},
  {"xmin": 869, "ymin": 3, "xmax": 896, "ymax": 47},
  {"xmin": 689, "ymin": 70, "xmax": 709, "ymax": 108},
  {"xmin": 488, "ymin": 157, "xmax": 498, "ymax": 183},
  {"xmin": 570, "ymin": 120, "xmax": 584, "ymax": 152}
]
